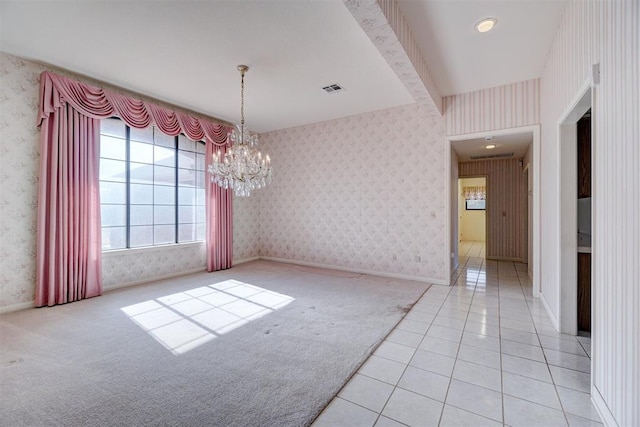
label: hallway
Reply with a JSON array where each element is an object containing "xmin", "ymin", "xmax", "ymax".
[{"xmin": 314, "ymin": 256, "xmax": 601, "ymax": 426}]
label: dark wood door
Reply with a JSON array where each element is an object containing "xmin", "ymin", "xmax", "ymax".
[
  {"xmin": 578, "ymin": 253, "xmax": 591, "ymax": 333},
  {"xmin": 577, "ymin": 114, "xmax": 591, "ymax": 198}
]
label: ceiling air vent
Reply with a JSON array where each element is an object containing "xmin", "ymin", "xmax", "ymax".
[
  {"xmin": 322, "ymin": 83, "xmax": 345, "ymax": 94},
  {"xmin": 469, "ymin": 152, "xmax": 514, "ymax": 160}
]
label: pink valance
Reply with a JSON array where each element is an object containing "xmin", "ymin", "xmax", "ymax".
[{"xmin": 37, "ymin": 71, "xmax": 229, "ymax": 145}]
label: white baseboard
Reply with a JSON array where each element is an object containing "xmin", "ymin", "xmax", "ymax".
[
  {"xmin": 1, "ymin": 256, "xmax": 443, "ymax": 314},
  {"xmin": 539, "ymin": 291, "xmax": 559, "ymax": 330},
  {"xmin": 592, "ymin": 385, "xmax": 618, "ymax": 427},
  {"xmin": 0, "ymin": 301, "xmax": 34, "ymax": 314},
  {"xmin": 233, "ymin": 256, "xmax": 260, "ymax": 265},
  {"xmin": 259, "ymin": 256, "xmax": 446, "ymax": 285},
  {"xmin": 103, "ymin": 267, "xmax": 207, "ymax": 292}
]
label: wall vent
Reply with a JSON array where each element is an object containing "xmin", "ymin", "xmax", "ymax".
[
  {"xmin": 322, "ymin": 83, "xmax": 345, "ymax": 94},
  {"xmin": 469, "ymin": 152, "xmax": 514, "ymax": 160}
]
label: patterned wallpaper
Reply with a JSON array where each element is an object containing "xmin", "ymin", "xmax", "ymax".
[
  {"xmin": 443, "ymin": 79, "xmax": 540, "ymax": 136},
  {"xmin": 0, "ymin": 52, "xmax": 259, "ymax": 310},
  {"xmin": 0, "ymin": 54, "xmax": 42, "ymax": 309},
  {"xmin": 258, "ymin": 103, "xmax": 447, "ymax": 283},
  {"xmin": 458, "ymin": 159, "xmax": 526, "ymax": 262}
]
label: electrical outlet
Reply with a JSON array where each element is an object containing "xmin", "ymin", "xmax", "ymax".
[
  {"xmin": 392, "ymin": 254, "xmax": 397, "ymax": 261},
  {"xmin": 414, "ymin": 255, "xmax": 421, "ymax": 262}
]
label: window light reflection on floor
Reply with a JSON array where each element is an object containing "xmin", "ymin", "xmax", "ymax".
[{"xmin": 121, "ymin": 279, "xmax": 294, "ymax": 355}]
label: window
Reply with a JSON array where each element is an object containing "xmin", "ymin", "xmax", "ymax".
[
  {"xmin": 465, "ymin": 199, "xmax": 486, "ymax": 210},
  {"xmin": 99, "ymin": 118, "xmax": 206, "ymax": 250}
]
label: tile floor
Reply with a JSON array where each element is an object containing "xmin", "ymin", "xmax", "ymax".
[
  {"xmin": 313, "ymin": 254, "xmax": 602, "ymax": 427},
  {"xmin": 459, "ymin": 241, "xmax": 486, "ymax": 259}
]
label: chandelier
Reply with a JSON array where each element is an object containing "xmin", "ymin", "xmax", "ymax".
[{"xmin": 208, "ymin": 65, "xmax": 272, "ymax": 197}]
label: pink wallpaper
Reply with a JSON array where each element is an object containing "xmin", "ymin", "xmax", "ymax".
[
  {"xmin": 443, "ymin": 79, "xmax": 540, "ymax": 136},
  {"xmin": 258, "ymin": 103, "xmax": 447, "ymax": 283},
  {"xmin": 539, "ymin": 1, "xmax": 638, "ymax": 425}
]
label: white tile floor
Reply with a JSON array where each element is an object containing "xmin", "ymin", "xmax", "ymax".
[{"xmin": 313, "ymin": 254, "xmax": 602, "ymax": 427}]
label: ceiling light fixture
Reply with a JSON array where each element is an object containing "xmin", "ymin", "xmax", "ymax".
[
  {"xmin": 475, "ymin": 18, "xmax": 497, "ymax": 33},
  {"xmin": 485, "ymin": 144, "xmax": 497, "ymax": 149},
  {"xmin": 208, "ymin": 65, "xmax": 272, "ymax": 197}
]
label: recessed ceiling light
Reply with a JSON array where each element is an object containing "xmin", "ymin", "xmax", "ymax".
[
  {"xmin": 475, "ymin": 18, "xmax": 497, "ymax": 33},
  {"xmin": 485, "ymin": 144, "xmax": 497, "ymax": 149}
]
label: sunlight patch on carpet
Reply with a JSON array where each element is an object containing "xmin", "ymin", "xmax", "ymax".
[{"xmin": 121, "ymin": 279, "xmax": 294, "ymax": 355}]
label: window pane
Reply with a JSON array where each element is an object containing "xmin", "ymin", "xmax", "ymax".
[
  {"xmin": 178, "ymin": 187, "xmax": 196, "ymax": 205},
  {"xmin": 130, "ymin": 205, "xmax": 153, "ymax": 226},
  {"xmin": 154, "ymin": 225, "xmax": 175, "ymax": 245},
  {"xmin": 101, "ymin": 118, "xmax": 126, "ymax": 138},
  {"xmin": 178, "ymin": 206, "xmax": 195, "ymax": 224},
  {"xmin": 101, "ymin": 204, "xmax": 126, "ymax": 227},
  {"xmin": 178, "ymin": 150, "xmax": 196, "ymax": 169},
  {"xmin": 196, "ymin": 223, "xmax": 206, "ymax": 241},
  {"xmin": 130, "ymin": 163, "xmax": 153, "ymax": 184},
  {"xmin": 102, "ymin": 227, "xmax": 126, "ymax": 250},
  {"xmin": 196, "ymin": 141, "xmax": 206, "ymax": 154},
  {"xmin": 196, "ymin": 171, "xmax": 206, "ymax": 189},
  {"xmin": 154, "ymin": 165, "xmax": 175, "ymax": 186},
  {"xmin": 130, "ymin": 225, "xmax": 153, "ymax": 247},
  {"xmin": 196, "ymin": 188, "xmax": 205, "ymax": 206},
  {"xmin": 178, "ymin": 135, "xmax": 195, "ymax": 152},
  {"xmin": 154, "ymin": 145, "xmax": 175, "ymax": 167},
  {"xmin": 130, "ymin": 127, "xmax": 154, "ymax": 144},
  {"xmin": 196, "ymin": 206, "xmax": 205, "ymax": 223},
  {"xmin": 178, "ymin": 223, "xmax": 196, "ymax": 242},
  {"xmin": 130, "ymin": 183, "xmax": 153, "ymax": 205},
  {"xmin": 154, "ymin": 131, "xmax": 175, "ymax": 148},
  {"xmin": 196, "ymin": 153, "xmax": 205, "ymax": 171},
  {"xmin": 130, "ymin": 141, "xmax": 154, "ymax": 164},
  {"xmin": 100, "ymin": 182, "xmax": 126, "ymax": 204},
  {"xmin": 101, "ymin": 135, "xmax": 126, "ymax": 160},
  {"xmin": 154, "ymin": 205, "xmax": 175, "ymax": 225},
  {"xmin": 178, "ymin": 168, "xmax": 196, "ymax": 187},
  {"xmin": 154, "ymin": 186, "xmax": 175, "ymax": 205},
  {"xmin": 100, "ymin": 158, "xmax": 126, "ymax": 182}
]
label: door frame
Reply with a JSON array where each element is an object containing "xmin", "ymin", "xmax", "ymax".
[
  {"xmin": 556, "ymin": 80, "xmax": 592, "ymax": 335},
  {"xmin": 444, "ymin": 125, "xmax": 540, "ymax": 293},
  {"xmin": 457, "ymin": 175, "xmax": 488, "ymax": 255}
]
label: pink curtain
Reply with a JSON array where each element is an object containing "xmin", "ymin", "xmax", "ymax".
[
  {"xmin": 205, "ymin": 142, "xmax": 233, "ymax": 271},
  {"xmin": 36, "ymin": 103, "xmax": 102, "ymax": 306},
  {"xmin": 36, "ymin": 72, "xmax": 233, "ymax": 306}
]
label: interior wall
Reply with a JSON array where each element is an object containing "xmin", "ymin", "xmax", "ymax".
[
  {"xmin": 458, "ymin": 177, "xmax": 486, "ymax": 242},
  {"xmin": 450, "ymin": 149, "xmax": 459, "ymax": 272},
  {"xmin": 258, "ymin": 103, "xmax": 447, "ymax": 283},
  {"xmin": 0, "ymin": 52, "xmax": 260, "ymax": 311},
  {"xmin": 443, "ymin": 79, "xmax": 540, "ymax": 136},
  {"xmin": 539, "ymin": 1, "xmax": 638, "ymax": 425},
  {"xmin": 458, "ymin": 160, "xmax": 524, "ymax": 261}
]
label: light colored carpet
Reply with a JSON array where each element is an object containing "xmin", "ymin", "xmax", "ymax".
[{"xmin": 0, "ymin": 260, "xmax": 429, "ymax": 427}]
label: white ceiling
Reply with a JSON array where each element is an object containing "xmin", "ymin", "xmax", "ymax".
[
  {"xmin": 0, "ymin": 0, "xmax": 567, "ymax": 132},
  {"xmin": 451, "ymin": 132, "xmax": 533, "ymax": 162},
  {"xmin": 398, "ymin": 0, "xmax": 568, "ymax": 96},
  {"xmin": 0, "ymin": 1, "xmax": 412, "ymax": 133}
]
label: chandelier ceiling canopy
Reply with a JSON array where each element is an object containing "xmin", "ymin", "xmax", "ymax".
[{"xmin": 208, "ymin": 65, "xmax": 272, "ymax": 197}]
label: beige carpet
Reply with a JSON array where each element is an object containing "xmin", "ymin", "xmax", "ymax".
[{"xmin": 0, "ymin": 260, "xmax": 429, "ymax": 426}]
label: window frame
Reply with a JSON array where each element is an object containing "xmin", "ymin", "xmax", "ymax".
[{"xmin": 99, "ymin": 118, "xmax": 206, "ymax": 251}]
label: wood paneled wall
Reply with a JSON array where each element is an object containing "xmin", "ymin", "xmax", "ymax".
[{"xmin": 459, "ymin": 159, "xmax": 525, "ymax": 261}]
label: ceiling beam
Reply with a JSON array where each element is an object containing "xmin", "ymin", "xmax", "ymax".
[{"xmin": 344, "ymin": 0, "xmax": 443, "ymax": 115}]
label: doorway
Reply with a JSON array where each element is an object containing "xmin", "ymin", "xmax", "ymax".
[
  {"xmin": 558, "ymin": 86, "xmax": 592, "ymax": 336},
  {"xmin": 458, "ymin": 177, "xmax": 487, "ymax": 259}
]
